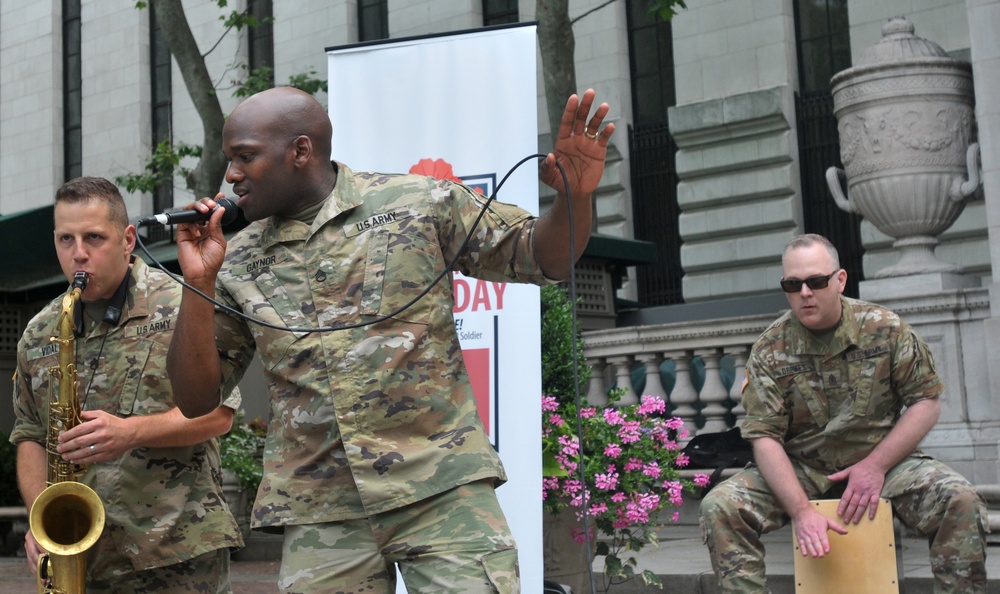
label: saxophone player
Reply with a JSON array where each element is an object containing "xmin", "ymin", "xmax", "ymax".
[{"xmin": 11, "ymin": 177, "xmax": 244, "ymax": 593}]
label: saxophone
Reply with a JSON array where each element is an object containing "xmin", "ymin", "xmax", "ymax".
[{"xmin": 29, "ymin": 272, "xmax": 106, "ymax": 594}]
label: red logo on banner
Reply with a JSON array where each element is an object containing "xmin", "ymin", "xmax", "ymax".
[
  {"xmin": 463, "ymin": 347, "xmax": 492, "ymax": 435},
  {"xmin": 409, "ymin": 158, "xmax": 485, "ymax": 193}
]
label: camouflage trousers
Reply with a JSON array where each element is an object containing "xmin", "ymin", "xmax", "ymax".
[
  {"xmin": 700, "ymin": 455, "xmax": 988, "ymax": 594},
  {"xmin": 87, "ymin": 547, "xmax": 231, "ymax": 594},
  {"xmin": 278, "ymin": 479, "xmax": 519, "ymax": 594}
]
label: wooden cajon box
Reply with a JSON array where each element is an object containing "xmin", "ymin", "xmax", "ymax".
[{"xmin": 792, "ymin": 498, "xmax": 900, "ymax": 594}]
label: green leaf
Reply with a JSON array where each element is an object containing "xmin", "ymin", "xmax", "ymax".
[
  {"xmin": 542, "ymin": 448, "xmax": 568, "ymax": 477},
  {"xmin": 603, "ymin": 554, "xmax": 623, "ymax": 577},
  {"xmin": 641, "ymin": 569, "xmax": 663, "ymax": 587}
]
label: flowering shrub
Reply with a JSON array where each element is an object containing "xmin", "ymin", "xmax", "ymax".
[
  {"xmin": 543, "ymin": 389, "xmax": 710, "ymax": 590},
  {"xmin": 220, "ymin": 410, "xmax": 267, "ymax": 492}
]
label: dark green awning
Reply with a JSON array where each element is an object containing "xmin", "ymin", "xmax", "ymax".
[
  {"xmin": 0, "ymin": 205, "xmax": 60, "ymax": 294},
  {"xmin": 583, "ymin": 233, "xmax": 658, "ymax": 266},
  {"xmin": 0, "ymin": 205, "xmax": 184, "ymax": 301}
]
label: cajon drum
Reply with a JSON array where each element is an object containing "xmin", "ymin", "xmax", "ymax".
[{"xmin": 792, "ymin": 498, "xmax": 900, "ymax": 594}]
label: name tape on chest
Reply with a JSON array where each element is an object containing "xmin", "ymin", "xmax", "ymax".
[
  {"xmin": 344, "ymin": 210, "xmax": 412, "ymax": 237},
  {"xmin": 772, "ymin": 344, "xmax": 890, "ymax": 378},
  {"xmin": 846, "ymin": 344, "xmax": 890, "ymax": 361}
]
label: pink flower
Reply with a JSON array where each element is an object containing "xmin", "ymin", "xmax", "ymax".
[
  {"xmin": 624, "ymin": 458, "xmax": 643, "ymax": 472},
  {"xmin": 611, "ymin": 492, "xmax": 626, "ymax": 503},
  {"xmin": 638, "ymin": 394, "xmax": 666, "ymax": 415},
  {"xmin": 603, "ymin": 443, "xmax": 622, "ymax": 457},
  {"xmin": 595, "ymin": 470, "xmax": 619, "ymax": 490},
  {"xmin": 665, "ymin": 417, "xmax": 684, "ymax": 430},
  {"xmin": 603, "ymin": 408, "xmax": 624, "ymax": 426},
  {"xmin": 642, "ymin": 462, "xmax": 661, "ymax": 479},
  {"xmin": 580, "ymin": 406, "xmax": 597, "ymax": 418},
  {"xmin": 618, "ymin": 421, "xmax": 642, "ymax": 443},
  {"xmin": 557, "ymin": 435, "xmax": 579, "ymax": 456},
  {"xmin": 693, "ymin": 473, "xmax": 711, "ymax": 487},
  {"xmin": 541, "ymin": 395, "xmax": 560, "ymax": 412},
  {"xmin": 675, "ymin": 452, "xmax": 690, "ymax": 467},
  {"xmin": 549, "ymin": 414, "xmax": 564, "ymax": 428}
]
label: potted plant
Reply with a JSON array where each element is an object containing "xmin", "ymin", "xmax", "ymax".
[{"xmin": 539, "ymin": 286, "xmax": 709, "ymax": 592}]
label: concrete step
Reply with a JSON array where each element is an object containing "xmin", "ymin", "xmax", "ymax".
[{"xmin": 578, "ymin": 522, "xmax": 1000, "ymax": 594}]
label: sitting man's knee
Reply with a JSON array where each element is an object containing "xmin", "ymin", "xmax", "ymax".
[{"xmin": 700, "ymin": 483, "xmax": 734, "ymax": 520}]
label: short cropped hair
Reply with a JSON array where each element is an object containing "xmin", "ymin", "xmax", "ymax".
[
  {"xmin": 782, "ymin": 233, "xmax": 841, "ymax": 270},
  {"xmin": 55, "ymin": 177, "xmax": 129, "ymax": 231}
]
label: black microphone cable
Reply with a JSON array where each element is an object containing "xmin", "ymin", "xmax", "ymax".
[{"xmin": 136, "ymin": 152, "xmax": 599, "ymax": 594}]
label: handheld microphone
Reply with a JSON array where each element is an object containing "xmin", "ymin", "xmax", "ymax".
[{"xmin": 137, "ymin": 198, "xmax": 240, "ymax": 226}]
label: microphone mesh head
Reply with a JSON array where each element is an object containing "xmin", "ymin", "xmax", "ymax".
[{"xmin": 217, "ymin": 198, "xmax": 241, "ymax": 226}]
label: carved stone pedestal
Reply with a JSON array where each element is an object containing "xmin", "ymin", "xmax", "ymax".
[
  {"xmin": 859, "ymin": 272, "xmax": 981, "ymax": 303},
  {"xmin": 543, "ymin": 507, "xmax": 596, "ymax": 594}
]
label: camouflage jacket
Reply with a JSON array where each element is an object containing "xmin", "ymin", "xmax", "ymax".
[
  {"xmin": 11, "ymin": 257, "xmax": 243, "ymax": 578},
  {"xmin": 213, "ymin": 163, "xmax": 553, "ymax": 527},
  {"xmin": 741, "ymin": 296, "xmax": 943, "ymax": 475}
]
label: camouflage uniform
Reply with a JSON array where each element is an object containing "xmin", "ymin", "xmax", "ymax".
[
  {"xmin": 701, "ymin": 296, "xmax": 987, "ymax": 594},
  {"xmin": 210, "ymin": 163, "xmax": 548, "ymax": 591},
  {"xmin": 11, "ymin": 257, "xmax": 244, "ymax": 589}
]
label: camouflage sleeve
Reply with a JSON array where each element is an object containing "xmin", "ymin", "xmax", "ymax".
[
  {"xmin": 891, "ymin": 324, "xmax": 944, "ymax": 407},
  {"xmin": 445, "ymin": 182, "xmax": 553, "ymax": 285},
  {"xmin": 220, "ymin": 385, "xmax": 242, "ymax": 410},
  {"xmin": 212, "ymin": 286, "xmax": 256, "ymax": 406},
  {"xmin": 10, "ymin": 345, "xmax": 45, "ymax": 446},
  {"xmin": 739, "ymin": 345, "xmax": 790, "ymax": 443}
]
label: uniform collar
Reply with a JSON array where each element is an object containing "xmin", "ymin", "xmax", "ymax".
[
  {"xmin": 117, "ymin": 256, "xmax": 150, "ymax": 324},
  {"xmin": 257, "ymin": 161, "xmax": 364, "ymax": 250},
  {"xmin": 791, "ymin": 295, "xmax": 860, "ymax": 357}
]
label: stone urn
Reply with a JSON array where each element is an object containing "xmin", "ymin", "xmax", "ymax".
[{"xmin": 826, "ymin": 16, "xmax": 980, "ymax": 278}]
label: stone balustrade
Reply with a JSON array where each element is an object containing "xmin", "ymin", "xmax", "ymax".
[{"xmin": 580, "ymin": 312, "xmax": 777, "ymax": 437}]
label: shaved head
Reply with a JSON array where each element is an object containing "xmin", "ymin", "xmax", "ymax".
[{"xmin": 228, "ymin": 87, "xmax": 332, "ymax": 160}]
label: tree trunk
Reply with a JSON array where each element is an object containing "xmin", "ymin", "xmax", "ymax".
[
  {"xmin": 149, "ymin": 0, "xmax": 228, "ymax": 201},
  {"xmin": 536, "ymin": 0, "xmax": 576, "ymax": 144}
]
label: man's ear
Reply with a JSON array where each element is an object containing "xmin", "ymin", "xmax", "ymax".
[
  {"xmin": 123, "ymin": 224, "xmax": 137, "ymax": 257},
  {"xmin": 836, "ymin": 268, "xmax": 848, "ymax": 293},
  {"xmin": 291, "ymin": 135, "xmax": 312, "ymax": 167}
]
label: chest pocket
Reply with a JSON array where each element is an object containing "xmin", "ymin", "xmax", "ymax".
[
  {"xmin": 230, "ymin": 266, "xmax": 311, "ymax": 372},
  {"xmin": 783, "ymin": 368, "xmax": 830, "ymax": 428},
  {"xmin": 360, "ymin": 229, "xmax": 439, "ymax": 324},
  {"xmin": 115, "ymin": 343, "xmax": 152, "ymax": 416},
  {"xmin": 848, "ymin": 347, "xmax": 892, "ymax": 417}
]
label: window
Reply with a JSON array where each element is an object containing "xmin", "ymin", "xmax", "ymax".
[
  {"xmin": 483, "ymin": 0, "xmax": 518, "ymax": 26},
  {"xmin": 63, "ymin": 0, "xmax": 82, "ymax": 181},
  {"xmin": 359, "ymin": 0, "xmax": 388, "ymax": 42},
  {"xmin": 248, "ymin": 0, "xmax": 274, "ymax": 87},
  {"xmin": 628, "ymin": 0, "xmax": 675, "ymax": 126},
  {"xmin": 795, "ymin": 0, "xmax": 851, "ymax": 94},
  {"xmin": 626, "ymin": 0, "xmax": 682, "ymax": 306}
]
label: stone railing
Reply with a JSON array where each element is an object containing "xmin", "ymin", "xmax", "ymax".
[{"xmin": 580, "ymin": 312, "xmax": 777, "ymax": 436}]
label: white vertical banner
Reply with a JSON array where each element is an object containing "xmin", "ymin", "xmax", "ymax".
[{"xmin": 327, "ymin": 24, "xmax": 542, "ymax": 591}]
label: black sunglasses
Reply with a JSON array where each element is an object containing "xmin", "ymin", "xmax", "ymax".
[{"xmin": 779, "ymin": 271, "xmax": 838, "ymax": 293}]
